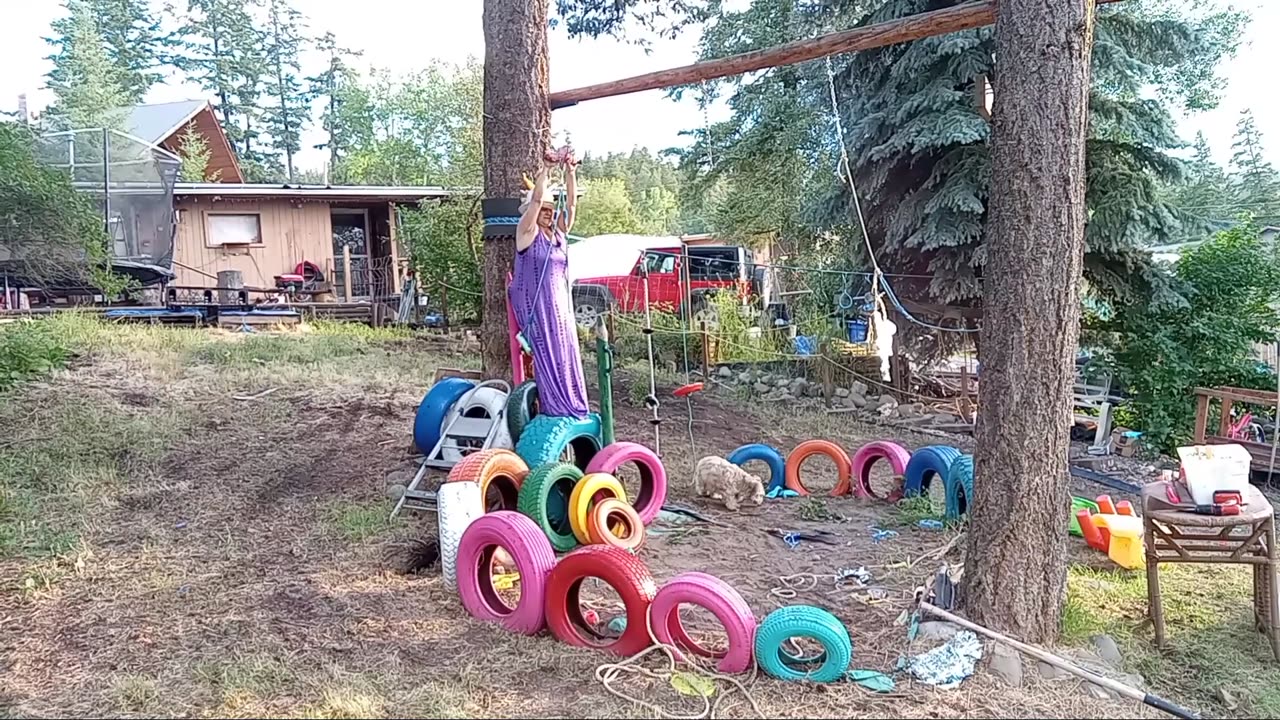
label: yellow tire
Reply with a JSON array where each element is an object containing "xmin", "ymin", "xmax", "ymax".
[{"xmin": 568, "ymin": 472, "xmax": 627, "ymax": 544}]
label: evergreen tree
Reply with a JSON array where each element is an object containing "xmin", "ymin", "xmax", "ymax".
[
  {"xmin": 307, "ymin": 31, "xmax": 362, "ymax": 173},
  {"xmin": 44, "ymin": 0, "xmax": 131, "ymax": 131},
  {"xmin": 175, "ymin": 123, "xmax": 219, "ymax": 182},
  {"xmin": 46, "ymin": 0, "xmax": 171, "ymax": 104},
  {"xmin": 1229, "ymin": 108, "xmax": 1280, "ymax": 224},
  {"xmin": 261, "ymin": 0, "xmax": 308, "ymax": 182},
  {"xmin": 1167, "ymin": 132, "xmax": 1232, "ymax": 235}
]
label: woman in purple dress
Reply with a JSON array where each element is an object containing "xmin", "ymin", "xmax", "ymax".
[{"xmin": 508, "ymin": 155, "xmax": 590, "ymax": 419}]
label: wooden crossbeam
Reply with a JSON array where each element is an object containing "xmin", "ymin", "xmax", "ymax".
[{"xmin": 550, "ymin": 0, "xmax": 1121, "ymax": 109}]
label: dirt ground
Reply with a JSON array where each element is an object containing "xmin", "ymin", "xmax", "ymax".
[{"xmin": 0, "ymin": 318, "xmax": 1275, "ymax": 718}]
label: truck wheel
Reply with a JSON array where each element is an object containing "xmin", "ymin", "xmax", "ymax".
[{"xmin": 575, "ymin": 297, "xmax": 606, "ymax": 328}]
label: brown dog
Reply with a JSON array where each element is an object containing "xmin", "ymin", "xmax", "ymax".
[{"xmin": 695, "ymin": 456, "xmax": 765, "ymax": 511}]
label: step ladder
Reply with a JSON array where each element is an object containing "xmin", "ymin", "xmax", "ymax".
[{"xmin": 390, "ymin": 380, "xmax": 511, "ymax": 519}]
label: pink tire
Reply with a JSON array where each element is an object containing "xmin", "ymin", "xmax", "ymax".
[
  {"xmin": 650, "ymin": 571, "xmax": 757, "ymax": 674},
  {"xmin": 584, "ymin": 442, "xmax": 667, "ymax": 524},
  {"xmin": 851, "ymin": 441, "xmax": 912, "ymax": 501},
  {"xmin": 455, "ymin": 511, "xmax": 555, "ymax": 635}
]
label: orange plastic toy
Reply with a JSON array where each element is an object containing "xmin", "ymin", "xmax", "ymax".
[{"xmin": 1076, "ymin": 494, "xmax": 1143, "ymax": 570}]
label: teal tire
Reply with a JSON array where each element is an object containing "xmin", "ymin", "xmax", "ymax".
[
  {"xmin": 753, "ymin": 605, "xmax": 853, "ymax": 683},
  {"xmin": 945, "ymin": 454, "xmax": 974, "ymax": 520},
  {"xmin": 515, "ymin": 413, "xmax": 602, "ymax": 470},
  {"xmin": 517, "ymin": 462, "xmax": 582, "ymax": 552},
  {"xmin": 506, "ymin": 381, "xmax": 539, "ymax": 444}
]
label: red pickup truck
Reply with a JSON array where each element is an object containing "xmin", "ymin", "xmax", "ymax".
[{"xmin": 569, "ymin": 242, "xmax": 758, "ymax": 329}]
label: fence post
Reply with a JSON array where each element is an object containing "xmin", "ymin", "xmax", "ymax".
[
  {"xmin": 822, "ymin": 342, "xmax": 834, "ymax": 410},
  {"xmin": 342, "ymin": 245, "xmax": 353, "ymax": 300},
  {"xmin": 700, "ymin": 321, "xmax": 711, "ymax": 379}
]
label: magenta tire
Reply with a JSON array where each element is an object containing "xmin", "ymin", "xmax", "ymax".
[
  {"xmin": 584, "ymin": 442, "xmax": 667, "ymax": 524},
  {"xmin": 455, "ymin": 511, "xmax": 555, "ymax": 635},
  {"xmin": 650, "ymin": 571, "xmax": 757, "ymax": 674},
  {"xmin": 850, "ymin": 441, "xmax": 912, "ymax": 501}
]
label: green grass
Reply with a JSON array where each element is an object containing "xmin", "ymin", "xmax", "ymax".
[
  {"xmin": 327, "ymin": 501, "xmax": 399, "ymax": 541},
  {"xmin": 891, "ymin": 496, "xmax": 941, "ymax": 527},
  {"xmin": 797, "ymin": 497, "xmax": 843, "ymax": 522},
  {"xmin": 1063, "ymin": 562, "xmax": 1280, "ymax": 716},
  {"xmin": 109, "ymin": 673, "xmax": 160, "ymax": 712},
  {"xmin": 196, "ymin": 653, "xmax": 297, "ymax": 698}
]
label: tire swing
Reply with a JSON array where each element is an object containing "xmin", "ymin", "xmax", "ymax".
[
  {"xmin": 544, "ymin": 545, "xmax": 658, "ymax": 656},
  {"xmin": 726, "ymin": 444, "xmax": 787, "ymax": 495},
  {"xmin": 568, "ymin": 473, "xmax": 627, "ymax": 544},
  {"xmin": 903, "ymin": 445, "xmax": 962, "ymax": 500},
  {"xmin": 584, "ymin": 441, "xmax": 667, "ymax": 524},
  {"xmin": 412, "ymin": 377, "xmax": 474, "ymax": 455},
  {"xmin": 445, "ymin": 449, "xmax": 530, "ymax": 512},
  {"xmin": 784, "ymin": 440, "xmax": 854, "ymax": 496},
  {"xmin": 650, "ymin": 571, "xmax": 757, "ymax": 674},
  {"xmin": 945, "ymin": 454, "xmax": 975, "ymax": 521},
  {"xmin": 586, "ymin": 498, "xmax": 646, "ymax": 551},
  {"xmin": 753, "ymin": 605, "xmax": 853, "ymax": 682},
  {"xmin": 515, "ymin": 413, "xmax": 603, "ymax": 470},
  {"xmin": 517, "ymin": 462, "xmax": 583, "ymax": 552},
  {"xmin": 456, "ymin": 511, "xmax": 556, "ymax": 635},
  {"xmin": 850, "ymin": 441, "xmax": 912, "ymax": 501},
  {"xmin": 505, "ymin": 380, "xmax": 539, "ymax": 444}
]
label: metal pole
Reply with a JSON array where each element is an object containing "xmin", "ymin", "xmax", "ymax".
[
  {"xmin": 101, "ymin": 128, "xmax": 110, "ymax": 235},
  {"xmin": 641, "ymin": 258, "xmax": 661, "ymax": 455},
  {"xmin": 596, "ymin": 315, "xmax": 616, "ymax": 447}
]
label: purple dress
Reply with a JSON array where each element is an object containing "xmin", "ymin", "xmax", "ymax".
[{"xmin": 509, "ymin": 228, "xmax": 590, "ymax": 418}]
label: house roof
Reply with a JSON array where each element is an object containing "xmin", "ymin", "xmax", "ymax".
[
  {"xmin": 174, "ymin": 183, "xmax": 454, "ymax": 203},
  {"xmin": 125, "ymin": 100, "xmax": 208, "ymax": 145}
]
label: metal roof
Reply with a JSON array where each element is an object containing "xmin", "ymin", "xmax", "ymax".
[
  {"xmin": 174, "ymin": 183, "xmax": 456, "ymax": 201},
  {"xmin": 125, "ymin": 100, "xmax": 207, "ymax": 144}
]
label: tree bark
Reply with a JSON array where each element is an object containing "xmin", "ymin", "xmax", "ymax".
[
  {"xmin": 962, "ymin": 0, "xmax": 1095, "ymax": 643},
  {"xmin": 481, "ymin": 0, "xmax": 550, "ymax": 377}
]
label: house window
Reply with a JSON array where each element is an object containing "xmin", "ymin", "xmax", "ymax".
[{"xmin": 206, "ymin": 213, "xmax": 262, "ymax": 247}]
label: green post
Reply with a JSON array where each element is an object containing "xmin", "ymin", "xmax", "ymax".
[{"xmin": 595, "ymin": 316, "xmax": 616, "ymax": 446}]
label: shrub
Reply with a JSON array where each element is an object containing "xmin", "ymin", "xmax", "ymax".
[{"xmin": 0, "ymin": 321, "xmax": 71, "ymax": 391}]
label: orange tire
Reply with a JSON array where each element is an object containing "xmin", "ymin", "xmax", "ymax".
[
  {"xmin": 445, "ymin": 449, "xmax": 530, "ymax": 512},
  {"xmin": 568, "ymin": 473, "xmax": 626, "ymax": 544},
  {"xmin": 586, "ymin": 498, "xmax": 646, "ymax": 551},
  {"xmin": 784, "ymin": 440, "xmax": 853, "ymax": 497}
]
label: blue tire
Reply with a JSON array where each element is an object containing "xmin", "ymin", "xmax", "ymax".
[
  {"xmin": 412, "ymin": 377, "xmax": 475, "ymax": 455},
  {"xmin": 903, "ymin": 445, "xmax": 962, "ymax": 498},
  {"xmin": 945, "ymin": 454, "xmax": 974, "ymax": 520},
  {"xmin": 515, "ymin": 413, "xmax": 603, "ymax": 470},
  {"xmin": 726, "ymin": 443, "xmax": 786, "ymax": 493},
  {"xmin": 754, "ymin": 606, "xmax": 853, "ymax": 683}
]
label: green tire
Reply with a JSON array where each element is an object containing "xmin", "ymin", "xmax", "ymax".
[
  {"xmin": 517, "ymin": 462, "xmax": 582, "ymax": 552},
  {"xmin": 506, "ymin": 381, "xmax": 539, "ymax": 444}
]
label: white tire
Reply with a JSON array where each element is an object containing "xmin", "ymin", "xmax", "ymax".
[
  {"xmin": 440, "ymin": 386, "xmax": 513, "ymax": 462},
  {"xmin": 437, "ymin": 480, "xmax": 484, "ymax": 590}
]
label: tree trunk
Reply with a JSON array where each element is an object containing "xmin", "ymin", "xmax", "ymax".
[
  {"xmin": 480, "ymin": 0, "xmax": 550, "ymax": 377},
  {"xmin": 962, "ymin": 0, "xmax": 1095, "ymax": 643}
]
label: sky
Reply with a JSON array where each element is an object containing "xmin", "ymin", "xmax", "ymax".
[{"xmin": 2, "ymin": 0, "xmax": 1278, "ymax": 175}]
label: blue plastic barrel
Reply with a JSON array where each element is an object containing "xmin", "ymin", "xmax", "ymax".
[{"xmin": 846, "ymin": 318, "xmax": 869, "ymax": 343}]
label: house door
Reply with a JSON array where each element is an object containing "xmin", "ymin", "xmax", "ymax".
[{"xmin": 331, "ymin": 208, "xmax": 370, "ymax": 299}]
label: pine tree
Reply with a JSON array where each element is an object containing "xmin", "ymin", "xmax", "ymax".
[
  {"xmin": 1167, "ymin": 132, "xmax": 1232, "ymax": 235},
  {"xmin": 44, "ymin": 0, "xmax": 131, "ymax": 131},
  {"xmin": 46, "ymin": 0, "xmax": 171, "ymax": 104},
  {"xmin": 261, "ymin": 0, "xmax": 308, "ymax": 181},
  {"xmin": 176, "ymin": 123, "xmax": 220, "ymax": 182},
  {"xmin": 177, "ymin": 0, "xmax": 268, "ymax": 174},
  {"xmin": 1229, "ymin": 108, "xmax": 1280, "ymax": 223},
  {"xmin": 307, "ymin": 32, "xmax": 362, "ymax": 174}
]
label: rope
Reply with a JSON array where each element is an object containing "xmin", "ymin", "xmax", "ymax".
[
  {"xmin": 483, "ymin": 216, "xmax": 522, "ymax": 226},
  {"xmin": 593, "ymin": 608, "xmax": 762, "ymax": 719},
  {"xmin": 640, "ymin": 263, "xmax": 663, "ymax": 455}
]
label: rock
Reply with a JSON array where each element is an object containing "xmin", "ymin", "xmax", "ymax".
[
  {"xmin": 385, "ymin": 469, "xmax": 415, "ymax": 487},
  {"xmin": 1217, "ymin": 687, "xmax": 1239, "ymax": 711},
  {"xmin": 851, "ymin": 393, "xmax": 868, "ymax": 408},
  {"xmin": 1036, "ymin": 661, "xmax": 1068, "ymax": 681},
  {"xmin": 989, "ymin": 643, "xmax": 1023, "ymax": 688},
  {"xmin": 851, "ymin": 380, "xmax": 868, "ymax": 396},
  {"xmin": 386, "ymin": 484, "xmax": 407, "ymax": 500},
  {"xmin": 916, "ymin": 620, "xmax": 962, "ymax": 641},
  {"xmin": 738, "ymin": 372, "xmax": 753, "ymax": 385},
  {"xmin": 807, "ymin": 383, "xmax": 825, "ymax": 398},
  {"xmin": 759, "ymin": 373, "xmax": 774, "ymax": 385},
  {"xmin": 789, "ymin": 378, "xmax": 808, "ymax": 395},
  {"xmin": 928, "ymin": 413, "xmax": 957, "ymax": 425},
  {"xmin": 1089, "ymin": 634, "xmax": 1122, "ymax": 666},
  {"xmin": 897, "ymin": 403, "xmax": 919, "ymax": 418},
  {"xmin": 877, "ymin": 395, "xmax": 899, "ymax": 410},
  {"xmin": 835, "ymin": 388, "xmax": 851, "ymax": 398},
  {"xmin": 753, "ymin": 381, "xmax": 770, "ymax": 395},
  {"xmin": 776, "ymin": 377, "xmax": 790, "ymax": 388},
  {"xmin": 718, "ymin": 366, "xmax": 733, "ymax": 378}
]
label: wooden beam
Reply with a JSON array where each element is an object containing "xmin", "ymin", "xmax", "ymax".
[
  {"xmin": 389, "ymin": 201, "xmax": 402, "ymax": 295},
  {"xmin": 549, "ymin": 0, "xmax": 1122, "ymax": 109}
]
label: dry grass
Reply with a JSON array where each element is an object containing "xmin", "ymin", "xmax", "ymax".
[{"xmin": 0, "ymin": 315, "xmax": 1264, "ymax": 718}]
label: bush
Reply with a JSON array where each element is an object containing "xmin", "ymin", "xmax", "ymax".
[
  {"xmin": 1095, "ymin": 224, "xmax": 1280, "ymax": 450},
  {"xmin": 0, "ymin": 321, "xmax": 71, "ymax": 391}
]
